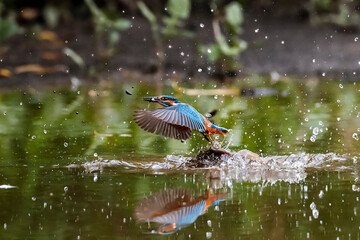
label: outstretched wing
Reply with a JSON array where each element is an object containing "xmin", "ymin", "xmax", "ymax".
[
  {"xmin": 151, "ymin": 104, "xmax": 206, "ymax": 131},
  {"xmin": 134, "ymin": 104, "xmax": 206, "ymax": 140},
  {"xmin": 135, "ymin": 110, "xmax": 192, "ymax": 140}
]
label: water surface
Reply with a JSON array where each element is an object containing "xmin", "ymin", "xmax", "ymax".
[{"xmin": 0, "ymin": 77, "xmax": 359, "ymax": 239}]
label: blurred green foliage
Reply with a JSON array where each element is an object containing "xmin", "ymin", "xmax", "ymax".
[
  {"xmin": 137, "ymin": 0, "xmax": 193, "ymax": 72},
  {"xmin": 0, "ymin": 2, "xmax": 22, "ymax": 42},
  {"xmin": 1, "ymin": 0, "xmax": 360, "ymax": 77},
  {"xmin": 306, "ymin": 0, "xmax": 360, "ymax": 28},
  {"xmin": 2, "ymin": 0, "xmax": 360, "ymax": 44},
  {"xmin": 84, "ymin": 0, "xmax": 130, "ymax": 57},
  {"xmin": 201, "ymin": 1, "xmax": 248, "ymax": 76}
]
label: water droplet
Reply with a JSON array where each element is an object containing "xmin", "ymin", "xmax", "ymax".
[
  {"xmin": 207, "ymin": 49, "xmax": 211, "ymax": 53},
  {"xmin": 64, "ymin": 186, "xmax": 68, "ymax": 192},
  {"xmin": 206, "ymin": 232, "xmax": 212, "ymax": 239},
  {"xmin": 43, "ymin": 129, "xmax": 47, "ymax": 134},
  {"xmin": 319, "ymin": 190, "xmax": 324, "ymax": 198},
  {"xmin": 214, "ymin": 95, "xmax": 218, "ymax": 100},
  {"xmin": 312, "ymin": 209, "xmax": 319, "ymax": 219},
  {"xmin": 94, "ymin": 153, "xmax": 98, "ymax": 157},
  {"xmin": 310, "ymin": 135, "xmax": 316, "ymax": 142},
  {"xmin": 200, "ymin": 23, "xmax": 205, "ymax": 28},
  {"xmin": 198, "ymin": 68, "xmax": 202, "ymax": 72},
  {"xmin": 337, "ymin": 117, "xmax": 341, "ymax": 122},
  {"xmin": 281, "ymin": 40, "xmax": 285, "ymax": 44},
  {"xmin": 31, "ymin": 135, "xmax": 36, "ymax": 139},
  {"xmin": 352, "ymin": 185, "xmax": 360, "ymax": 192},
  {"xmin": 207, "ymin": 220, "xmax": 212, "ymax": 227},
  {"xmin": 93, "ymin": 173, "xmax": 98, "ymax": 182},
  {"xmin": 312, "ymin": 59, "xmax": 316, "ymax": 63},
  {"xmin": 339, "ymin": 83, "xmax": 343, "ymax": 88},
  {"xmin": 31, "ymin": 197, "xmax": 36, "ymax": 201},
  {"xmin": 64, "ymin": 142, "xmax": 68, "ymax": 147},
  {"xmin": 353, "ymin": 133, "xmax": 359, "ymax": 141},
  {"xmin": 355, "ymin": 37, "xmax": 359, "ymax": 42},
  {"xmin": 313, "ymin": 127, "xmax": 319, "ymax": 135},
  {"xmin": 255, "ymin": 28, "xmax": 259, "ymax": 33}
]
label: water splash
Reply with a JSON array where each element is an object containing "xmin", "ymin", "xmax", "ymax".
[{"xmin": 66, "ymin": 148, "xmax": 351, "ymax": 184}]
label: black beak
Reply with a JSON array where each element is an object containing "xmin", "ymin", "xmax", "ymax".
[{"xmin": 143, "ymin": 97, "xmax": 157, "ymax": 102}]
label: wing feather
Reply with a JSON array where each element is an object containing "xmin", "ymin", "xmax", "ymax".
[
  {"xmin": 135, "ymin": 104, "xmax": 206, "ymax": 141},
  {"xmin": 135, "ymin": 110, "xmax": 192, "ymax": 140}
]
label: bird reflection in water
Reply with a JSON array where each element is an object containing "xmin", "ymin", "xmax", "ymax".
[{"xmin": 134, "ymin": 188, "xmax": 226, "ymax": 234}]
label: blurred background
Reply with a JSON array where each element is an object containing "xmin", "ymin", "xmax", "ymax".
[{"xmin": 1, "ymin": 0, "xmax": 360, "ymax": 88}]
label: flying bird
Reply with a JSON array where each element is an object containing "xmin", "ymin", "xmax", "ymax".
[{"xmin": 134, "ymin": 95, "xmax": 229, "ymax": 143}]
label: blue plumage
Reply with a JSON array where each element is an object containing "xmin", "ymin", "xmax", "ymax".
[{"xmin": 135, "ymin": 95, "xmax": 229, "ymax": 142}]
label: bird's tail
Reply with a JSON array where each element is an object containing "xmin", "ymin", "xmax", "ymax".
[
  {"xmin": 212, "ymin": 125, "xmax": 229, "ymax": 136},
  {"xmin": 219, "ymin": 127, "xmax": 229, "ymax": 134}
]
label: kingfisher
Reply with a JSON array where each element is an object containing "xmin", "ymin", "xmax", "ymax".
[
  {"xmin": 134, "ymin": 95, "xmax": 229, "ymax": 143},
  {"xmin": 134, "ymin": 188, "xmax": 226, "ymax": 234}
]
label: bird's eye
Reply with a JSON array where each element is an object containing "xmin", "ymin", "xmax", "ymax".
[{"xmin": 163, "ymin": 97, "xmax": 168, "ymax": 100}]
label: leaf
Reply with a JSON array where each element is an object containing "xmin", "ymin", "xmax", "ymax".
[
  {"xmin": 212, "ymin": 19, "xmax": 246, "ymax": 57},
  {"xmin": 167, "ymin": 0, "xmax": 190, "ymax": 19},
  {"xmin": 84, "ymin": 0, "xmax": 102, "ymax": 18},
  {"xmin": 218, "ymin": 41, "xmax": 241, "ymax": 57},
  {"xmin": 207, "ymin": 45, "xmax": 221, "ymax": 62},
  {"xmin": 113, "ymin": 19, "xmax": 131, "ymax": 30},
  {"xmin": 225, "ymin": 2, "xmax": 243, "ymax": 27},
  {"xmin": 0, "ymin": 18, "xmax": 20, "ymax": 42},
  {"xmin": 43, "ymin": 5, "xmax": 60, "ymax": 28},
  {"xmin": 109, "ymin": 31, "xmax": 120, "ymax": 45},
  {"xmin": 137, "ymin": 2, "xmax": 157, "ymax": 25},
  {"xmin": 63, "ymin": 48, "xmax": 85, "ymax": 69}
]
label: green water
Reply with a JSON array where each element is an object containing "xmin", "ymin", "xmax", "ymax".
[{"xmin": 0, "ymin": 77, "xmax": 360, "ymax": 239}]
